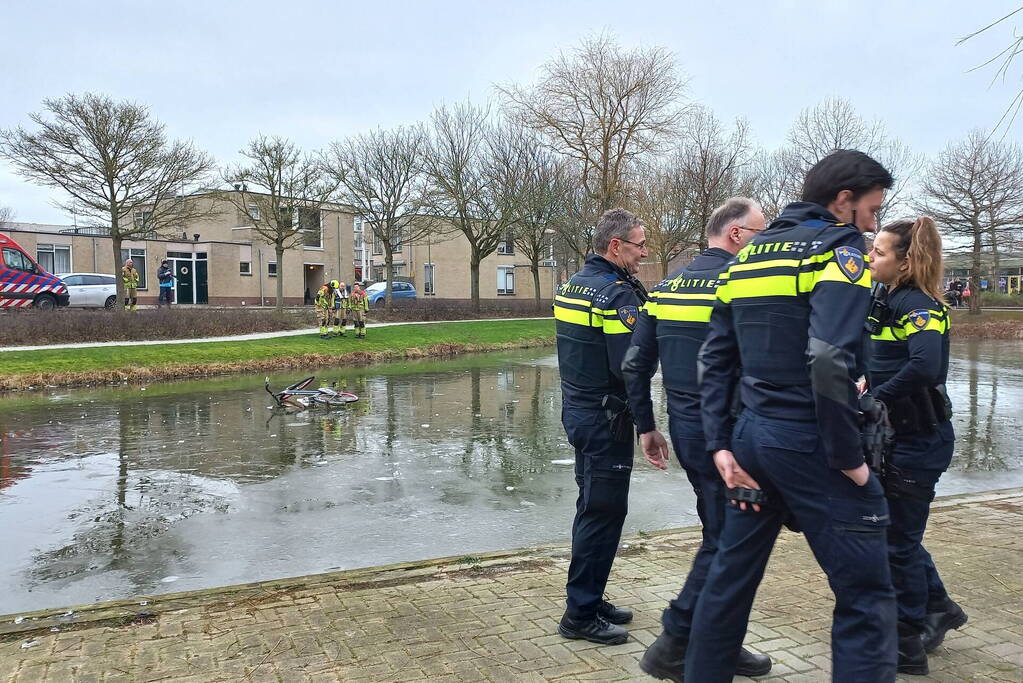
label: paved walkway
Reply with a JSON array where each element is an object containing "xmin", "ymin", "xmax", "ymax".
[
  {"xmin": 2, "ymin": 489, "xmax": 1021, "ymax": 682},
  {"xmin": 0, "ymin": 318, "xmax": 551, "ymax": 353}
]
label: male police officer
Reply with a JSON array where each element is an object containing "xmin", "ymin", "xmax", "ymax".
[
  {"xmin": 555, "ymin": 208, "xmax": 649, "ymax": 645},
  {"xmin": 685, "ymin": 150, "xmax": 898, "ymax": 682},
  {"xmin": 623, "ymin": 198, "xmax": 772, "ymax": 681}
]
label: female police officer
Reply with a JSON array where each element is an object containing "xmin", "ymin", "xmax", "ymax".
[{"xmin": 867, "ymin": 217, "xmax": 967, "ymax": 675}]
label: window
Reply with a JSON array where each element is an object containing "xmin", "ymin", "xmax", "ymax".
[
  {"xmin": 424, "ymin": 263, "xmax": 435, "ymax": 295},
  {"xmin": 36, "ymin": 244, "xmax": 71, "ymax": 274},
  {"xmin": 268, "ymin": 262, "xmax": 278, "ymax": 278},
  {"xmin": 372, "ymin": 235, "xmax": 383, "ymax": 255},
  {"xmin": 392, "ymin": 228, "xmax": 403, "ymax": 253},
  {"xmin": 133, "ymin": 211, "xmax": 153, "ymax": 231},
  {"xmin": 391, "ymin": 264, "xmax": 405, "ymax": 277},
  {"xmin": 247, "ymin": 203, "xmax": 260, "ymax": 221},
  {"xmin": 373, "ymin": 266, "xmax": 384, "ymax": 281},
  {"xmin": 119, "ymin": 248, "xmax": 147, "ymax": 288},
  {"xmin": 497, "ymin": 237, "xmax": 514, "ymax": 255},
  {"xmin": 497, "ymin": 266, "xmax": 515, "ymax": 295},
  {"xmin": 83, "ymin": 275, "xmax": 111, "ymax": 286},
  {"xmin": 300, "ymin": 207, "xmax": 322, "ymax": 248},
  {"xmin": 61, "ymin": 274, "xmax": 84, "ymax": 286},
  {"xmin": 240, "ymin": 261, "xmax": 252, "ymax": 276}
]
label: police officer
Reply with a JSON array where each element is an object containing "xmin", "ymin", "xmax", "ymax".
[
  {"xmin": 866, "ymin": 217, "xmax": 965, "ymax": 675},
  {"xmin": 688, "ymin": 150, "xmax": 898, "ymax": 682},
  {"xmin": 555, "ymin": 208, "xmax": 649, "ymax": 645},
  {"xmin": 622, "ymin": 198, "xmax": 771, "ymax": 681}
]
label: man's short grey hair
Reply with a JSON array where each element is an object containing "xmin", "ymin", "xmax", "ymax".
[
  {"xmin": 705, "ymin": 197, "xmax": 761, "ymax": 238},
  {"xmin": 594, "ymin": 208, "xmax": 643, "ymax": 254}
]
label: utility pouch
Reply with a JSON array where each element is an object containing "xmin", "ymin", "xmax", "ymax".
[
  {"xmin": 929, "ymin": 384, "xmax": 953, "ymax": 421},
  {"xmin": 602, "ymin": 394, "xmax": 634, "ymax": 443},
  {"xmin": 859, "ymin": 393, "xmax": 894, "ymax": 475},
  {"xmin": 883, "ymin": 462, "xmax": 936, "ymax": 502}
]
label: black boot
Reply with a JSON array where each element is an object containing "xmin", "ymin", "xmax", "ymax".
[
  {"xmin": 557, "ymin": 614, "xmax": 627, "ymax": 645},
  {"xmin": 597, "ymin": 599, "xmax": 633, "ymax": 625},
  {"xmin": 639, "ymin": 631, "xmax": 686, "ymax": 682},
  {"xmin": 735, "ymin": 647, "xmax": 772, "ymax": 677},
  {"xmin": 897, "ymin": 621, "xmax": 929, "ymax": 676},
  {"xmin": 921, "ymin": 596, "xmax": 968, "ymax": 652}
]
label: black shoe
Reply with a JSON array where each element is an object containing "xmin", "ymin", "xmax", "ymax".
[
  {"xmin": 897, "ymin": 621, "xmax": 929, "ymax": 676},
  {"xmin": 639, "ymin": 631, "xmax": 686, "ymax": 682},
  {"xmin": 922, "ymin": 597, "xmax": 968, "ymax": 652},
  {"xmin": 557, "ymin": 614, "xmax": 628, "ymax": 645},
  {"xmin": 736, "ymin": 647, "xmax": 772, "ymax": 677},
  {"xmin": 597, "ymin": 599, "xmax": 633, "ymax": 625}
]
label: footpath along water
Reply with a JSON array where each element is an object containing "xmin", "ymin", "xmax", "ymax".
[{"xmin": 1, "ymin": 341, "xmax": 1021, "ymax": 615}]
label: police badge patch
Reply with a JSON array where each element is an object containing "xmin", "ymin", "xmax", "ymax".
[
  {"xmin": 618, "ymin": 305, "xmax": 638, "ymax": 330},
  {"xmin": 834, "ymin": 246, "xmax": 865, "ymax": 282},
  {"xmin": 908, "ymin": 309, "xmax": 931, "ymax": 330}
]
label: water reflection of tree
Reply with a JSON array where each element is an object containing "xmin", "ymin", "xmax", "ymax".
[{"xmin": 955, "ymin": 342, "xmax": 1007, "ymax": 471}]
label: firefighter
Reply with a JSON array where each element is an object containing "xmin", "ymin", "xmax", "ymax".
[
  {"xmin": 121, "ymin": 258, "xmax": 140, "ymax": 311},
  {"xmin": 314, "ymin": 281, "xmax": 334, "ymax": 338},
  {"xmin": 348, "ymin": 282, "xmax": 369, "ymax": 338}
]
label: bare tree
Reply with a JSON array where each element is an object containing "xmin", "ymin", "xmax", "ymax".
[
  {"xmin": 498, "ymin": 33, "xmax": 687, "ymax": 211},
  {"xmin": 634, "ymin": 160, "xmax": 698, "ymax": 278},
  {"xmin": 0, "ymin": 92, "xmax": 216, "ymax": 301},
  {"xmin": 423, "ymin": 103, "xmax": 528, "ymax": 312},
  {"xmin": 957, "ymin": 7, "xmax": 1023, "ymax": 135},
  {"xmin": 675, "ymin": 106, "xmax": 753, "ymax": 249},
  {"xmin": 0, "ymin": 203, "xmax": 13, "ymax": 225},
  {"xmin": 784, "ymin": 97, "xmax": 921, "ymax": 222},
  {"xmin": 745, "ymin": 148, "xmax": 801, "ymax": 221},
  {"xmin": 511, "ymin": 136, "xmax": 573, "ymax": 307},
  {"xmin": 549, "ymin": 172, "xmax": 601, "ymax": 278},
  {"xmin": 915, "ymin": 130, "xmax": 1023, "ymax": 313},
  {"xmin": 223, "ymin": 136, "xmax": 337, "ymax": 311},
  {"xmin": 323, "ymin": 125, "xmax": 433, "ymax": 311}
]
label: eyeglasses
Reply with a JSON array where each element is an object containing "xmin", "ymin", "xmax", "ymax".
[
  {"xmin": 733, "ymin": 224, "xmax": 762, "ymax": 233},
  {"xmin": 619, "ymin": 237, "xmax": 648, "ymax": 249}
]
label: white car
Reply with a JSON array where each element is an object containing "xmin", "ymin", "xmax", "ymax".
[{"xmin": 56, "ymin": 272, "xmax": 118, "ymax": 309}]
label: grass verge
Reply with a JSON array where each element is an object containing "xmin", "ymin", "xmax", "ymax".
[
  {"xmin": 0, "ymin": 319, "xmax": 555, "ymax": 391},
  {"xmin": 950, "ymin": 309, "xmax": 1023, "ymax": 339}
]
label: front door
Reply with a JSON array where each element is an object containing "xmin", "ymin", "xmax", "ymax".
[
  {"xmin": 195, "ymin": 260, "xmax": 208, "ymax": 304},
  {"xmin": 175, "ymin": 260, "xmax": 194, "ymax": 304}
]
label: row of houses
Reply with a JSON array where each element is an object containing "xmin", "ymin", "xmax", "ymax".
[{"xmin": 0, "ymin": 191, "xmax": 560, "ymax": 306}]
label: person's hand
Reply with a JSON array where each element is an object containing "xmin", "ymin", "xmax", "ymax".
[
  {"xmin": 640, "ymin": 430, "xmax": 670, "ymax": 470},
  {"xmin": 856, "ymin": 379, "xmax": 868, "ymax": 396},
  {"xmin": 713, "ymin": 449, "xmax": 762, "ymax": 512},
  {"xmin": 842, "ymin": 463, "xmax": 871, "ymax": 486}
]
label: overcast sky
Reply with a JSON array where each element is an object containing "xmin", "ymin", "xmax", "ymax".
[{"xmin": 1, "ymin": 0, "xmax": 1021, "ymax": 224}]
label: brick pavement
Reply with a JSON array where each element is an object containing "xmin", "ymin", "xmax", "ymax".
[{"xmin": 2, "ymin": 489, "xmax": 1021, "ymax": 682}]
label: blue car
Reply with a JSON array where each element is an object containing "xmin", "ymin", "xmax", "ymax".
[{"xmin": 365, "ymin": 281, "xmax": 416, "ymax": 304}]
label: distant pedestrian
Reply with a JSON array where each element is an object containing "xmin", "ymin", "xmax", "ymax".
[
  {"xmin": 349, "ymin": 282, "xmax": 369, "ymax": 338},
  {"xmin": 157, "ymin": 260, "xmax": 174, "ymax": 307},
  {"xmin": 121, "ymin": 259, "xmax": 140, "ymax": 311}
]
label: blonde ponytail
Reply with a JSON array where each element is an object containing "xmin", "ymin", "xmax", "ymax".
[{"xmin": 879, "ymin": 217, "xmax": 945, "ymax": 303}]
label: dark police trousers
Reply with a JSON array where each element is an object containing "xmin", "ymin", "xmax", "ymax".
[
  {"xmin": 660, "ymin": 415, "xmax": 726, "ymax": 642},
  {"xmin": 685, "ymin": 412, "xmax": 897, "ymax": 683},
  {"xmin": 887, "ymin": 421, "xmax": 955, "ymax": 628},
  {"xmin": 563, "ymin": 406, "xmax": 633, "ymax": 619}
]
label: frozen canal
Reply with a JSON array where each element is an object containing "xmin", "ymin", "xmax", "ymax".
[{"xmin": 1, "ymin": 341, "xmax": 1021, "ymax": 614}]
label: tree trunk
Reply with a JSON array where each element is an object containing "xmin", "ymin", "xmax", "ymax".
[
  {"xmin": 275, "ymin": 244, "xmax": 286, "ymax": 312},
  {"xmin": 970, "ymin": 226, "xmax": 982, "ymax": 315},
  {"xmin": 384, "ymin": 250, "xmax": 394, "ymax": 313},
  {"xmin": 470, "ymin": 251, "xmax": 481, "ymax": 314},
  {"xmin": 111, "ymin": 234, "xmax": 124, "ymax": 304},
  {"xmin": 531, "ymin": 261, "xmax": 541, "ymax": 311}
]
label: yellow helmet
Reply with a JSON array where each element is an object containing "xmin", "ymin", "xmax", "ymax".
[{"xmin": 330, "ymin": 280, "xmax": 340, "ymax": 289}]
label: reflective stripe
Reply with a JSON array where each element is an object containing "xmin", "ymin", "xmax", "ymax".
[
  {"xmin": 798, "ymin": 259, "xmax": 871, "ymax": 292},
  {"xmin": 555, "ymin": 294, "xmax": 591, "ymax": 307},
  {"xmin": 720, "ymin": 274, "xmax": 798, "ymax": 302},
  {"xmin": 554, "ymin": 305, "xmax": 600, "ymax": 327},
  {"xmin": 729, "ymin": 257, "xmax": 800, "ymax": 273},
  {"xmin": 602, "ymin": 317, "xmax": 631, "ymax": 334},
  {"xmin": 871, "ymin": 327, "xmax": 902, "ymax": 342},
  {"xmin": 656, "ymin": 303, "xmax": 713, "ymax": 322},
  {"xmin": 655, "ymin": 291, "xmax": 716, "ymax": 301}
]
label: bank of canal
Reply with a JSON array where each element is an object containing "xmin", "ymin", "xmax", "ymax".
[{"xmin": 1, "ymin": 341, "xmax": 1021, "ymax": 614}]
